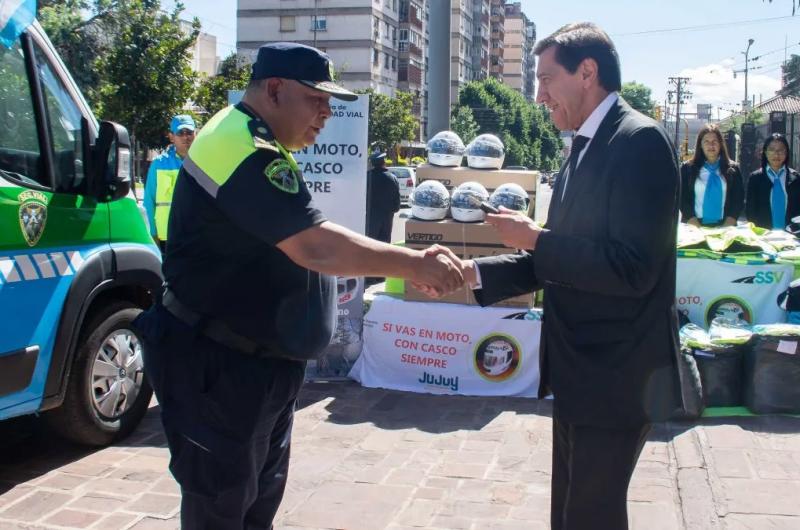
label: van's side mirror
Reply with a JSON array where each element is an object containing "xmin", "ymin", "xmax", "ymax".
[{"xmin": 91, "ymin": 121, "xmax": 132, "ymax": 201}]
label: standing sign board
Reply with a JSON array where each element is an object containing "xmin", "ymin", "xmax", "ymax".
[{"xmin": 295, "ymin": 96, "xmax": 370, "ymax": 378}]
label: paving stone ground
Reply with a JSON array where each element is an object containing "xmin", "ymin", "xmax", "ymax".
[{"xmin": 1, "ymin": 382, "xmax": 799, "ymax": 529}]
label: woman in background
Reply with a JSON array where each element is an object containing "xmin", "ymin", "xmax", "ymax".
[
  {"xmin": 680, "ymin": 124, "xmax": 744, "ymax": 227},
  {"xmin": 745, "ymin": 133, "xmax": 800, "ymax": 230}
]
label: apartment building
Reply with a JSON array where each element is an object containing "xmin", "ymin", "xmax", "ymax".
[
  {"xmin": 398, "ymin": 0, "xmax": 427, "ymax": 139},
  {"xmin": 489, "ymin": 0, "xmax": 504, "ymax": 81},
  {"xmin": 181, "ymin": 20, "xmax": 220, "ymax": 77},
  {"xmin": 237, "ymin": 0, "xmax": 401, "ymax": 96},
  {"xmin": 503, "ymin": 1, "xmax": 536, "ymax": 100}
]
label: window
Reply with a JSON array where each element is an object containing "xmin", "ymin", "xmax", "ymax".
[
  {"xmin": 0, "ymin": 40, "xmax": 43, "ymax": 187},
  {"xmin": 373, "ymin": 49, "xmax": 379, "ymax": 65},
  {"xmin": 280, "ymin": 16, "xmax": 295, "ymax": 32},
  {"xmin": 384, "ymin": 52, "xmax": 390, "ymax": 69},
  {"xmin": 312, "ymin": 17, "xmax": 327, "ymax": 31},
  {"xmin": 373, "ymin": 16, "xmax": 380, "ymax": 38},
  {"xmin": 33, "ymin": 40, "xmax": 86, "ymax": 192},
  {"xmin": 399, "ymin": 29, "xmax": 409, "ymax": 42},
  {"xmin": 391, "ymin": 56, "xmax": 396, "ymax": 70}
]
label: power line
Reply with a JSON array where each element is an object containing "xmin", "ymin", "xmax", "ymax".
[{"xmin": 614, "ymin": 15, "xmax": 795, "ymax": 37}]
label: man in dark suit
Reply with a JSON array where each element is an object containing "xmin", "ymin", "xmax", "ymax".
[{"xmin": 424, "ymin": 22, "xmax": 683, "ymax": 530}]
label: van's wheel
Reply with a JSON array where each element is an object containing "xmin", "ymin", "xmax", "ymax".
[{"xmin": 44, "ymin": 302, "xmax": 153, "ymax": 446}]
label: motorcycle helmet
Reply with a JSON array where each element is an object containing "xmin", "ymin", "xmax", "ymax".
[
  {"xmin": 337, "ymin": 277, "xmax": 360, "ymax": 305},
  {"xmin": 410, "ymin": 180, "xmax": 450, "ymax": 220},
  {"xmin": 427, "ymin": 131, "xmax": 465, "ymax": 167},
  {"xmin": 489, "ymin": 183, "xmax": 529, "ymax": 213},
  {"xmin": 450, "ymin": 181, "xmax": 489, "ymax": 222},
  {"xmin": 465, "ymin": 134, "xmax": 505, "ymax": 169},
  {"xmin": 482, "ymin": 339, "xmax": 514, "ymax": 376}
]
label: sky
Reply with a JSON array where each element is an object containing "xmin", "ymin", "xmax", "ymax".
[{"xmin": 167, "ymin": 0, "xmax": 799, "ymax": 118}]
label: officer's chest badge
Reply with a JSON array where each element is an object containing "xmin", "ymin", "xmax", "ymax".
[
  {"xmin": 18, "ymin": 190, "xmax": 48, "ymax": 247},
  {"xmin": 265, "ymin": 159, "xmax": 300, "ymax": 194}
]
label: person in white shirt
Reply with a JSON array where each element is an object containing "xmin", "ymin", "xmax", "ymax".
[{"xmin": 679, "ymin": 124, "xmax": 743, "ymax": 227}]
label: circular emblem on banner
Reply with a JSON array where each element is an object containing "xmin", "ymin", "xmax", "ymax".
[
  {"xmin": 705, "ymin": 296, "xmax": 753, "ymax": 326},
  {"xmin": 473, "ymin": 333, "xmax": 521, "ymax": 382},
  {"xmin": 265, "ymin": 158, "xmax": 300, "ymax": 194},
  {"xmin": 18, "ymin": 190, "xmax": 49, "ymax": 247}
]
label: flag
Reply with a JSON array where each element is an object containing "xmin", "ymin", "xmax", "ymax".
[{"xmin": 0, "ymin": 0, "xmax": 36, "ymax": 49}]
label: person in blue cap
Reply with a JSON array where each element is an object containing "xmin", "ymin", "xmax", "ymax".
[
  {"xmin": 143, "ymin": 114, "xmax": 196, "ymax": 251},
  {"xmin": 133, "ymin": 42, "xmax": 463, "ymax": 529}
]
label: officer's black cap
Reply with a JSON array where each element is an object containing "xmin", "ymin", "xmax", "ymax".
[
  {"xmin": 251, "ymin": 42, "xmax": 358, "ymax": 101},
  {"xmin": 370, "ymin": 152, "xmax": 387, "ymax": 163}
]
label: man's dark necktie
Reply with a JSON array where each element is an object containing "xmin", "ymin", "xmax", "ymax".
[{"xmin": 560, "ymin": 134, "xmax": 590, "ymax": 202}]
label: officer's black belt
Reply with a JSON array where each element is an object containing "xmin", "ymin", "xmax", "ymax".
[{"xmin": 162, "ymin": 288, "xmax": 270, "ymax": 356}]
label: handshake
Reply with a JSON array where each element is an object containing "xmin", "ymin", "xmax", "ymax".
[
  {"xmin": 409, "ymin": 207, "xmax": 544, "ymax": 298},
  {"xmin": 409, "ymin": 245, "xmax": 475, "ymax": 298}
]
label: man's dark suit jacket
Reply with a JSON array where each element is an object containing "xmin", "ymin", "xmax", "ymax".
[
  {"xmin": 679, "ymin": 161, "xmax": 744, "ymax": 224},
  {"xmin": 745, "ymin": 167, "xmax": 800, "ymax": 230},
  {"xmin": 474, "ymin": 98, "xmax": 682, "ymax": 428}
]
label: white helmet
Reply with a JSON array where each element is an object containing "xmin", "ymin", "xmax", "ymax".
[
  {"xmin": 465, "ymin": 134, "xmax": 505, "ymax": 169},
  {"xmin": 489, "ymin": 183, "xmax": 529, "ymax": 213},
  {"xmin": 411, "ymin": 180, "xmax": 450, "ymax": 220},
  {"xmin": 427, "ymin": 131, "xmax": 465, "ymax": 167},
  {"xmin": 482, "ymin": 339, "xmax": 514, "ymax": 376},
  {"xmin": 337, "ymin": 277, "xmax": 360, "ymax": 305},
  {"xmin": 450, "ymin": 181, "xmax": 489, "ymax": 223}
]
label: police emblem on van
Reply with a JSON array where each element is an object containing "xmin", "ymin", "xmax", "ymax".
[{"xmin": 18, "ymin": 190, "xmax": 48, "ymax": 247}]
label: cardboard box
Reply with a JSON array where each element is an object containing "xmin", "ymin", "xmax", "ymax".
[
  {"xmin": 415, "ymin": 164, "xmax": 538, "ymax": 216},
  {"xmin": 404, "ymin": 218, "xmax": 534, "ymax": 308}
]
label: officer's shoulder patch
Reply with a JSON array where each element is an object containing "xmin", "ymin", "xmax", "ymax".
[{"xmin": 265, "ymin": 158, "xmax": 300, "ymax": 194}]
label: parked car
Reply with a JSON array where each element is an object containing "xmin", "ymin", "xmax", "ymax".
[{"xmin": 388, "ymin": 166, "xmax": 416, "ymax": 204}]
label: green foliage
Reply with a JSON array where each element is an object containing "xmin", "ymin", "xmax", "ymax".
[
  {"xmin": 355, "ymin": 89, "xmax": 417, "ymax": 152},
  {"xmin": 38, "ymin": 0, "xmax": 117, "ymax": 106},
  {"xmin": 620, "ymin": 81, "xmax": 656, "ymax": 118},
  {"xmin": 453, "ymin": 78, "xmax": 562, "ymax": 170},
  {"xmin": 450, "ymin": 106, "xmax": 479, "ymax": 144},
  {"xmin": 780, "ymin": 54, "xmax": 800, "ymax": 97},
  {"xmin": 40, "ymin": 1, "xmax": 199, "ymax": 150},
  {"xmin": 194, "ymin": 53, "xmax": 251, "ymax": 123},
  {"xmin": 722, "ymin": 109, "xmax": 767, "ymax": 132},
  {"xmin": 95, "ymin": 1, "xmax": 199, "ymax": 149}
]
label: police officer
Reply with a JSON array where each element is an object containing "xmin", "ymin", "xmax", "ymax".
[
  {"xmin": 366, "ymin": 151, "xmax": 400, "ymax": 244},
  {"xmin": 133, "ymin": 42, "xmax": 463, "ymax": 529},
  {"xmin": 143, "ymin": 114, "xmax": 196, "ymax": 252}
]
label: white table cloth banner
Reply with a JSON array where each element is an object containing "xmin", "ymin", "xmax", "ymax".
[
  {"xmin": 676, "ymin": 259, "xmax": 793, "ymax": 327},
  {"xmin": 350, "ymin": 295, "xmax": 540, "ymax": 397}
]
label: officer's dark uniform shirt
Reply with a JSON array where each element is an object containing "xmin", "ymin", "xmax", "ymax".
[{"xmin": 164, "ymin": 102, "xmax": 336, "ymax": 359}]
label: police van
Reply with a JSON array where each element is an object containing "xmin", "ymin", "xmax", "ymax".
[{"xmin": 0, "ymin": 19, "xmax": 162, "ymax": 445}]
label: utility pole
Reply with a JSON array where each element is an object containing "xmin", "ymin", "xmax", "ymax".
[
  {"xmin": 668, "ymin": 77, "xmax": 691, "ymax": 157},
  {"xmin": 733, "ymin": 39, "xmax": 757, "ymax": 110}
]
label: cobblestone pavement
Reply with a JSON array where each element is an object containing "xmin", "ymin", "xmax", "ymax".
[{"xmin": 1, "ymin": 381, "xmax": 799, "ymax": 529}]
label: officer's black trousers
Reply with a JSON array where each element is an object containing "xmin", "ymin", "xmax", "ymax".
[{"xmin": 136, "ymin": 305, "xmax": 306, "ymax": 530}]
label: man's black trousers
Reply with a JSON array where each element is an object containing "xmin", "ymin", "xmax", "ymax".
[
  {"xmin": 551, "ymin": 410, "xmax": 651, "ymax": 530},
  {"xmin": 135, "ymin": 305, "xmax": 306, "ymax": 529}
]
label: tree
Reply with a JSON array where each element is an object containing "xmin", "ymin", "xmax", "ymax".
[
  {"xmin": 620, "ymin": 81, "xmax": 656, "ymax": 118},
  {"xmin": 453, "ymin": 78, "xmax": 562, "ymax": 169},
  {"xmin": 780, "ymin": 54, "xmax": 800, "ymax": 97},
  {"xmin": 95, "ymin": 1, "xmax": 199, "ymax": 150},
  {"xmin": 38, "ymin": 0, "xmax": 118, "ymax": 106},
  {"xmin": 450, "ymin": 106, "xmax": 479, "ymax": 144},
  {"xmin": 356, "ymin": 89, "xmax": 417, "ymax": 153},
  {"xmin": 194, "ymin": 53, "xmax": 251, "ymax": 122}
]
